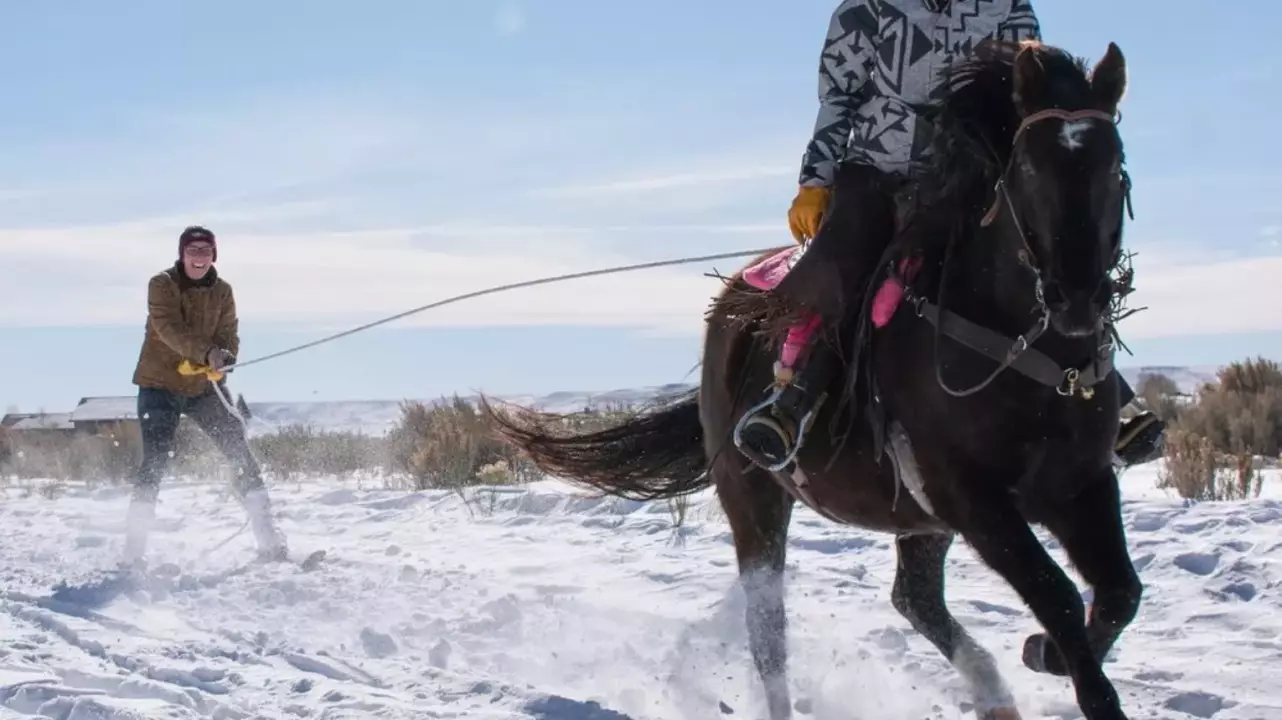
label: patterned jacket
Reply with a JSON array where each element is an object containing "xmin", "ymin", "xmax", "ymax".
[{"xmin": 799, "ymin": 0, "xmax": 1040, "ymax": 186}]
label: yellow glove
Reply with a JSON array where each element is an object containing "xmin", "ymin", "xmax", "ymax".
[
  {"xmin": 177, "ymin": 359, "xmax": 225, "ymax": 382},
  {"xmin": 788, "ymin": 185, "xmax": 832, "ymax": 244}
]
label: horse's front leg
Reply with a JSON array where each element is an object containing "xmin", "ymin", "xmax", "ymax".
[
  {"xmin": 942, "ymin": 477, "xmax": 1128, "ymax": 720},
  {"xmin": 1022, "ymin": 468, "xmax": 1143, "ymax": 677}
]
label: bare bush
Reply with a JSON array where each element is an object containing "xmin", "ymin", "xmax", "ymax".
[
  {"xmin": 1158, "ymin": 429, "xmax": 1263, "ymax": 501},
  {"xmin": 388, "ymin": 396, "xmax": 539, "ymax": 490},
  {"xmin": 1174, "ymin": 380, "xmax": 1282, "ymax": 458},
  {"xmin": 251, "ymin": 424, "xmax": 389, "ymax": 480},
  {"xmin": 1136, "ymin": 372, "xmax": 1183, "ymax": 422},
  {"xmin": 1158, "ymin": 356, "xmax": 1280, "ymax": 501},
  {"xmin": 0, "ymin": 421, "xmax": 141, "ymax": 484},
  {"xmin": 1217, "ymin": 356, "xmax": 1282, "ymax": 395},
  {"xmin": 0, "ymin": 426, "xmax": 11, "ymax": 467}
]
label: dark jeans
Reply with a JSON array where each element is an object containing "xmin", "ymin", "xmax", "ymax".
[{"xmin": 135, "ymin": 384, "xmax": 263, "ymax": 503}]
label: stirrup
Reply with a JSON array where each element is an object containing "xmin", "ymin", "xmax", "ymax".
[{"xmin": 733, "ymin": 385, "xmax": 820, "ymax": 472}]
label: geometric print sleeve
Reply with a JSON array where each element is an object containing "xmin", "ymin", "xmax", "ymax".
[
  {"xmin": 798, "ymin": 0, "xmax": 879, "ymax": 187},
  {"xmin": 997, "ymin": 0, "xmax": 1041, "ymax": 43}
]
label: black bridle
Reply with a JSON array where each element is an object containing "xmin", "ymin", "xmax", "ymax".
[{"xmin": 904, "ymin": 107, "xmax": 1134, "ymax": 399}]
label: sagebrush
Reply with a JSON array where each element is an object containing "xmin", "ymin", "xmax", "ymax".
[
  {"xmin": 388, "ymin": 396, "xmax": 542, "ymax": 490},
  {"xmin": 1148, "ymin": 356, "xmax": 1279, "ymax": 501}
]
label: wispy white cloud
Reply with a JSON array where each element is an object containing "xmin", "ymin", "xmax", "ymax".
[{"xmin": 1117, "ymin": 245, "xmax": 1282, "ymax": 339}]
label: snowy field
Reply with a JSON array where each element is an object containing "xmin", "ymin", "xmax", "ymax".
[{"xmin": 0, "ymin": 463, "xmax": 1279, "ymax": 720}]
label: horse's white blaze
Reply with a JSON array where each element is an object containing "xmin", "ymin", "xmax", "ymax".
[{"xmin": 1059, "ymin": 119, "xmax": 1092, "ymax": 151}]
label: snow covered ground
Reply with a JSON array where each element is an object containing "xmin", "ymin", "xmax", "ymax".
[{"xmin": 0, "ymin": 463, "xmax": 1279, "ymax": 720}]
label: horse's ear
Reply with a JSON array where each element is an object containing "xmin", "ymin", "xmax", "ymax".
[
  {"xmin": 1012, "ymin": 44, "xmax": 1046, "ymax": 115},
  {"xmin": 1090, "ymin": 42, "xmax": 1127, "ymax": 112}
]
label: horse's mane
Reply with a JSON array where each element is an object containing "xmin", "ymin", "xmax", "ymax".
[{"xmin": 898, "ymin": 40, "xmax": 1095, "ymax": 250}]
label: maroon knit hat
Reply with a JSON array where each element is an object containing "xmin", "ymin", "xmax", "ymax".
[{"xmin": 179, "ymin": 226, "xmax": 217, "ymax": 262}]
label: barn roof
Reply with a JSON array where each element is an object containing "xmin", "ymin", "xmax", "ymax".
[
  {"xmin": 1, "ymin": 413, "xmax": 74, "ymax": 430},
  {"xmin": 70, "ymin": 396, "xmax": 138, "ymax": 423}
]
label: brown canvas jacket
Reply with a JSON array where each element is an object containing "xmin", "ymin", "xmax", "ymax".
[{"xmin": 132, "ymin": 263, "xmax": 240, "ymax": 397}]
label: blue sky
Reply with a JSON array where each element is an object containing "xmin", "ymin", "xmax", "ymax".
[{"xmin": 1, "ymin": 0, "xmax": 1279, "ymax": 412}]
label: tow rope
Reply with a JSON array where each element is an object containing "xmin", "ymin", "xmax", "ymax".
[
  {"xmin": 172, "ymin": 246, "xmax": 781, "ymax": 552},
  {"xmin": 179, "ymin": 246, "xmax": 782, "ymax": 381}
]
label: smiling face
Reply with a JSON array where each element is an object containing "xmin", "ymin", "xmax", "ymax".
[
  {"xmin": 182, "ymin": 240, "xmax": 215, "ymax": 280},
  {"xmin": 1008, "ymin": 43, "xmax": 1129, "ymax": 338}
]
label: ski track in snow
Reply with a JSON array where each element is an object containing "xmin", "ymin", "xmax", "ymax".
[{"xmin": 0, "ymin": 466, "xmax": 1279, "ymax": 719}]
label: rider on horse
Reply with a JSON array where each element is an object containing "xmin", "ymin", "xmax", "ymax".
[{"xmin": 736, "ymin": 0, "xmax": 1167, "ymax": 472}]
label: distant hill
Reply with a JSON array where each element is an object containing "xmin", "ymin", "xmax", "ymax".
[{"xmin": 1118, "ymin": 365, "xmax": 1219, "ymax": 395}]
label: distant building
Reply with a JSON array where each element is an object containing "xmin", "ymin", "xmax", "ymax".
[
  {"xmin": 0, "ymin": 412, "xmax": 75, "ymax": 442},
  {"xmin": 69, "ymin": 396, "xmax": 139, "ymax": 434},
  {"xmin": 1, "ymin": 397, "xmax": 140, "ymax": 441}
]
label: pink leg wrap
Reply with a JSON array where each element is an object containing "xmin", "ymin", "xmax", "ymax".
[
  {"xmin": 779, "ymin": 313, "xmax": 821, "ymax": 369},
  {"xmin": 737, "ymin": 245, "xmax": 822, "ymax": 372}
]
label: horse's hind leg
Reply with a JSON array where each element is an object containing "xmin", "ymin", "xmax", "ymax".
[
  {"xmin": 892, "ymin": 533, "xmax": 1020, "ymax": 720},
  {"xmin": 1022, "ymin": 471, "xmax": 1142, "ymax": 678},
  {"xmin": 715, "ymin": 462, "xmax": 796, "ymax": 720}
]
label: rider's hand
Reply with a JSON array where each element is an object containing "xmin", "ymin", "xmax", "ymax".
[
  {"xmin": 206, "ymin": 347, "xmax": 236, "ymax": 372},
  {"xmin": 787, "ymin": 185, "xmax": 832, "ymax": 244}
]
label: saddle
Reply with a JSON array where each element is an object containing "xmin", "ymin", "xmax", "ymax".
[
  {"xmin": 741, "ymin": 245, "xmax": 922, "ymax": 333},
  {"xmin": 740, "ymin": 243, "xmax": 922, "ymax": 464}
]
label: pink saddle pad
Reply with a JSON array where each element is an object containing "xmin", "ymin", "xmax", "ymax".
[
  {"xmin": 740, "ymin": 246, "xmax": 922, "ymax": 330},
  {"xmin": 742, "ymin": 247, "xmax": 798, "ymax": 291}
]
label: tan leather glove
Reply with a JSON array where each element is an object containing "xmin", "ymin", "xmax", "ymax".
[{"xmin": 787, "ymin": 185, "xmax": 832, "ymax": 243}]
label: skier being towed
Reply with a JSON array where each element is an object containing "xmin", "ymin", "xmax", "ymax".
[{"xmin": 122, "ymin": 226, "xmax": 289, "ymax": 566}]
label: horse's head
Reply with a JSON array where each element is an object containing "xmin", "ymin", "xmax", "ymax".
[{"xmin": 992, "ymin": 42, "xmax": 1130, "ymax": 338}]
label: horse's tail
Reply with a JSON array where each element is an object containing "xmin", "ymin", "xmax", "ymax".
[{"xmin": 480, "ymin": 388, "xmax": 709, "ymax": 501}]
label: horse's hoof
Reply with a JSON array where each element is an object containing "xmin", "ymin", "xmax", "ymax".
[
  {"xmin": 978, "ymin": 708, "xmax": 1022, "ymax": 720},
  {"xmin": 1021, "ymin": 633, "xmax": 1069, "ymax": 676}
]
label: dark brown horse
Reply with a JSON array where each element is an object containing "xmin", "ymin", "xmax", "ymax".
[{"xmin": 484, "ymin": 40, "xmax": 1142, "ymax": 720}]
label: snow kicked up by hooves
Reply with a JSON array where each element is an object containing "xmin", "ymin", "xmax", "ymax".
[{"xmin": 0, "ymin": 465, "xmax": 1279, "ymax": 719}]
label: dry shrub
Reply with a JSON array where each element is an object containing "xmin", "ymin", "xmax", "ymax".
[
  {"xmin": 250, "ymin": 424, "xmax": 389, "ymax": 480},
  {"xmin": 1157, "ymin": 429, "xmax": 1263, "ymax": 501},
  {"xmin": 1136, "ymin": 372, "xmax": 1183, "ymax": 423},
  {"xmin": 1217, "ymin": 356, "xmax": 1282, "ymax": 395},
  {"xmin": 1158, "ymin": 357, "xmax": 1280, "ymax": 501},
  {"xmin": 0, "ymin": 425, "xmax": 11, "ymax": 465},
  {"xmin": 388, "ymin": 396, "xmax": 539, "ymax": 490},
  {"xmin": 1158, "ymin": 429, "xmax": 1219, "ymax": 500},
  {"xmin": 0, "ymin": 421, "xmax": 141, "ymax": 485}
]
